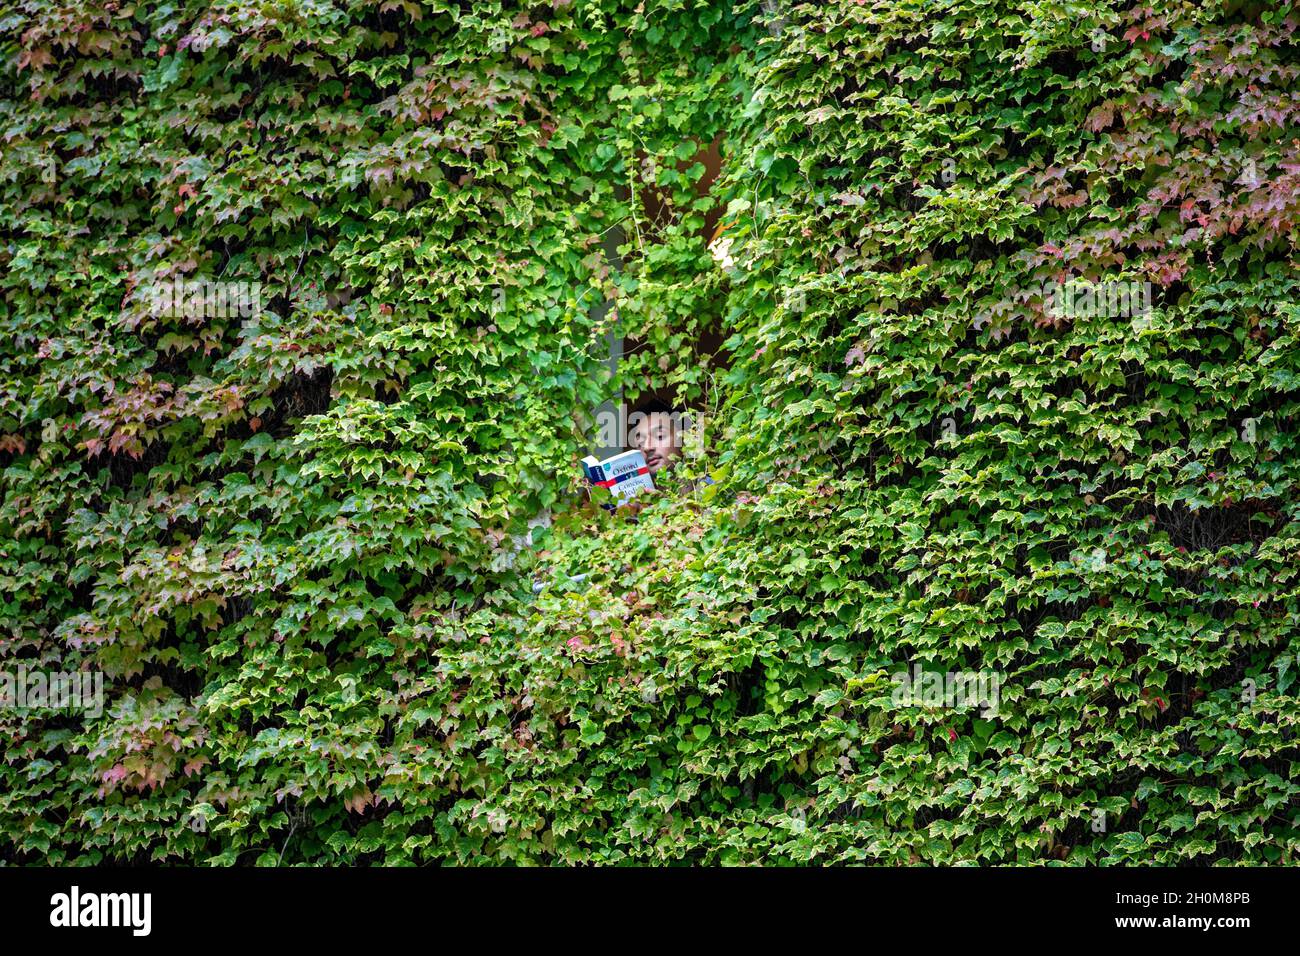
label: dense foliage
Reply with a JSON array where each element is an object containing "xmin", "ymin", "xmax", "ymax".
[{"xmin": 2, "ymin": 0, "xmax": 1298, "ymax": 864}]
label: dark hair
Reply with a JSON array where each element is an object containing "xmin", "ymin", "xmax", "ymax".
[{"xmin": 630, "ymin": 397, "xmax": 679, "ymax": 417}]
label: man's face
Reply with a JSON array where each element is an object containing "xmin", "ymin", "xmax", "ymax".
[{"xmin": 630, "ymin": 411, "xmax": 680, "ymax": 475}]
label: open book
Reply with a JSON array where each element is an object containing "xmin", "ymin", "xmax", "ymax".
[{"xmin": 581, "ymin": 449, "xmax": 655, "ymax": 506}]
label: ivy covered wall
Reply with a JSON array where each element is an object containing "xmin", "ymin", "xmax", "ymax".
[{"xmin": 2, "ymin": 0, "xmax": 1298, "ymax": 864}]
